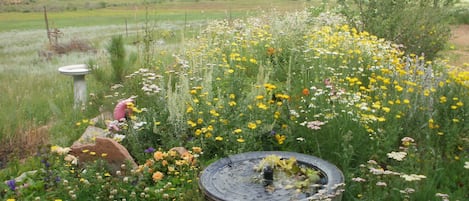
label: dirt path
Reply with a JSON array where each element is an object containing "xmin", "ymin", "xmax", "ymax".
[{"xmin": 447, "ymin": 24, "xmax": 469, "ymax": 68}]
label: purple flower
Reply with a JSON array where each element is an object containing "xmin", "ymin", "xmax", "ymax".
[
  {"xmin": 144, "ymin": 147, "xmax": 155, "ymax": 153},
  {"xmin": 6, "ymin": 179, "xmax": 15, "ymax": 191}
]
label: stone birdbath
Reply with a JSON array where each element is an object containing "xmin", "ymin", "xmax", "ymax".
[
  {"xmin": 58, "ymin": 64, "xmax": 90, "ymax": 108},
  {"xmin": 199, "ymin": 151, "xmax": 344, "ymax": 201}
]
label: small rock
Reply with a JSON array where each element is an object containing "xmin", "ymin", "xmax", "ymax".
[
  {"xmin": 72, "ymin": 126, "xmax": 108, "ymax": 147},
  {"xmin": 89, "ymin": 111, "xmax": 113, "ymax": 128}
]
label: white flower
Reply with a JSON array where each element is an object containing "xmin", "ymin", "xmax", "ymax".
[
  {"xmin": 387, "ymin": 151, "xmax": 407, "ymax": 161},
  {"xmin": 436, "ymin": 193, "xmax": 449, "ymax": 201},
  {"xmin": 113, "ymin": 134, "xmax": 126, "ymax": 142},
  {"xmin": 464, "ymin": 161, "xmax": 469, "ymax": 169},
  {"xmin": 296, "ymin": 137, "xmax": 305, "ymax": 142},
  {"xmin": 400, "ymin": 174, "xmax": 426, "ymax": 181},
  {"xmin": 376, "ymin": 181, "xmax": 387, "ymax": 187},
  {"xmin": 399, "ymin": 188, "xmax": 415, "ymax": 194},
  {"xmin": 352, "ymin": 177, "xmax": 366, "ymax": 182},
  {"xmin": 133, "ymin": 121, "xmax": 147, "ymax": 130}
]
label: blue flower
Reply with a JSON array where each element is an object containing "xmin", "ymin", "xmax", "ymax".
[{"xmin": 6, "ymin": 179, "xmax": 15, "ymax": 191}]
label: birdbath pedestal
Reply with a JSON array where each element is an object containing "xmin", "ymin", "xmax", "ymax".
[{"xmin": 58, "ymin": 64, "xmax": 91, "ymax": 108}]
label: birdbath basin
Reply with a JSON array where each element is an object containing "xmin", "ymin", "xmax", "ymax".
[
  {"xmin": 58, "ymin": 64, "xmax": 91, "ymax": 108},
  {"xmin": 199, "ymin": 151, "xmax": 344, "ymax": 201}
]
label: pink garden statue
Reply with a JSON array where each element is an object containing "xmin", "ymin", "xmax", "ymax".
[{"xmin": 113, "ymin": 98, "xmax": 134, "ymax": 121}]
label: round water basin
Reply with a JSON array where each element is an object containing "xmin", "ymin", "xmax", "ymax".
[{"xmin": 199, "ymin": 151, "xmax": 344, "ymax": 201}]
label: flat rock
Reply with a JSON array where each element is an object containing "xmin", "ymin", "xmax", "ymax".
[{"xmin": 70, "ymin": 137, "xmax": 137, "ymax": 173}]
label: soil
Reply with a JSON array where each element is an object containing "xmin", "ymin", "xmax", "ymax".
[{"xmin": 446, "ymin": 24, "xmax": 469, "ymax": 68}]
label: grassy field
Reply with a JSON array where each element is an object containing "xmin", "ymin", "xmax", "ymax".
[{"xmin": 0, "ymin": 0, "xmax": 316, "ymax": 31}]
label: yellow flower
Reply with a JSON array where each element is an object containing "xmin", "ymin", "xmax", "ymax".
[
  {"xmin": 215, "ymin": 136, "xmax": 224, "ymax": 141},
  {"xmin": 423, "ymin": 89, "xmax": 430, "ymax": 96},
  {"xmin": 439, "ymin": 96, "xmax": 447, "ymax": 103},
  {"xmin": 395, "ymin": 85, "xmax": 403, "ymax": 92},
  {"xmin": 233, "ymin": 128, "xmax": 242, "ymax": 134},
  {"xmin": 275, "ymin": 134, "xmax": 286, "ymax": 145},
  {"xmin": 210, "ymin": 109, "xmax": 220, "ymax": 117},
  {"xmin": 89, "ymin": 151, "xmax": 96, "ymax": 156},
  {"xmin": 50, "ymin": 145, "xmax": 59, "ymax": 152},
  {"xmin": 187, "ymin": 120, "xmax": 197, "ymax": 127},
  {"xmin": 247, "ymin": 122, "xmax": 257, "ymax": 129},
  {"xmin": 82, "ymin": 149, "xmax": 89, "ymax": 153},
  {"xmin": 229, "ymin": 94, "xmax": 236, "ymax": 99},
  {"xmin": 101, "ymin": 153, "xmax": 108, "ymax": 157},
  {"xmin": 192, "ymin": 147, "xmax": 202, "ymax": 154},
  {"xmin": 237, "ymin": 138, "xmax": 245, "ymax": 143},
  {"xmin": 264, "ymin": 83, "xmax": 277, "ymax": 91},
  {"xmin": 257, "ymin": 103, "xmax": 268, "ymax": 110},
  {"xmin": 104, "ymin": 173, "xmax": 111, "ymax": 177},
  {"xmin": 186, "ymin": 106, "xmax": 193, "ymax": 113},
  {"xmin": 382, "ymin": 107, "xmax": 391, "ymax": 113}
]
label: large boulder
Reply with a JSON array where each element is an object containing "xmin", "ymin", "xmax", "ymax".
[{"xmin": 70, "ymin": 137, "xmax": 137, "ymax": 173}]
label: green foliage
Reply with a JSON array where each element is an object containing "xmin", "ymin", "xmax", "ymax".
[
  {"xmin": 337, "ymin": 0, "xmax": 453, "ymax": 60},
  {"xmin": 449, "ymin": 7, "xmax": 469, "ymax": 24},
  {"xmin": 107, "ymin": 35, "xmax": 127, "ymax": 83}
]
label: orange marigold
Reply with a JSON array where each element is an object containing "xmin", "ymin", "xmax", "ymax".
[
  {"xmin": 153, "ymin": 151, "xmax": 165, "ymax": 161},
  {"xmin": 152, "ymin": 171, "xmax": 164, "ymax": 181}
]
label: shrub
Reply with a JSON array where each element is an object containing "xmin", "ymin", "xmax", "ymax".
[{"xmin": 337, "ymin": 0, "xmax": 453, "ymax": 60}]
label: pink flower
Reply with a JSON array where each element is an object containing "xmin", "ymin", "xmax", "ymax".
[
  {"xmin": 113, "ymin": 98, "xmax": 134, "ymax": 121},
  {"xmin": 306, "ymin": 120, "xmax": 326, "ymax": 130}
]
